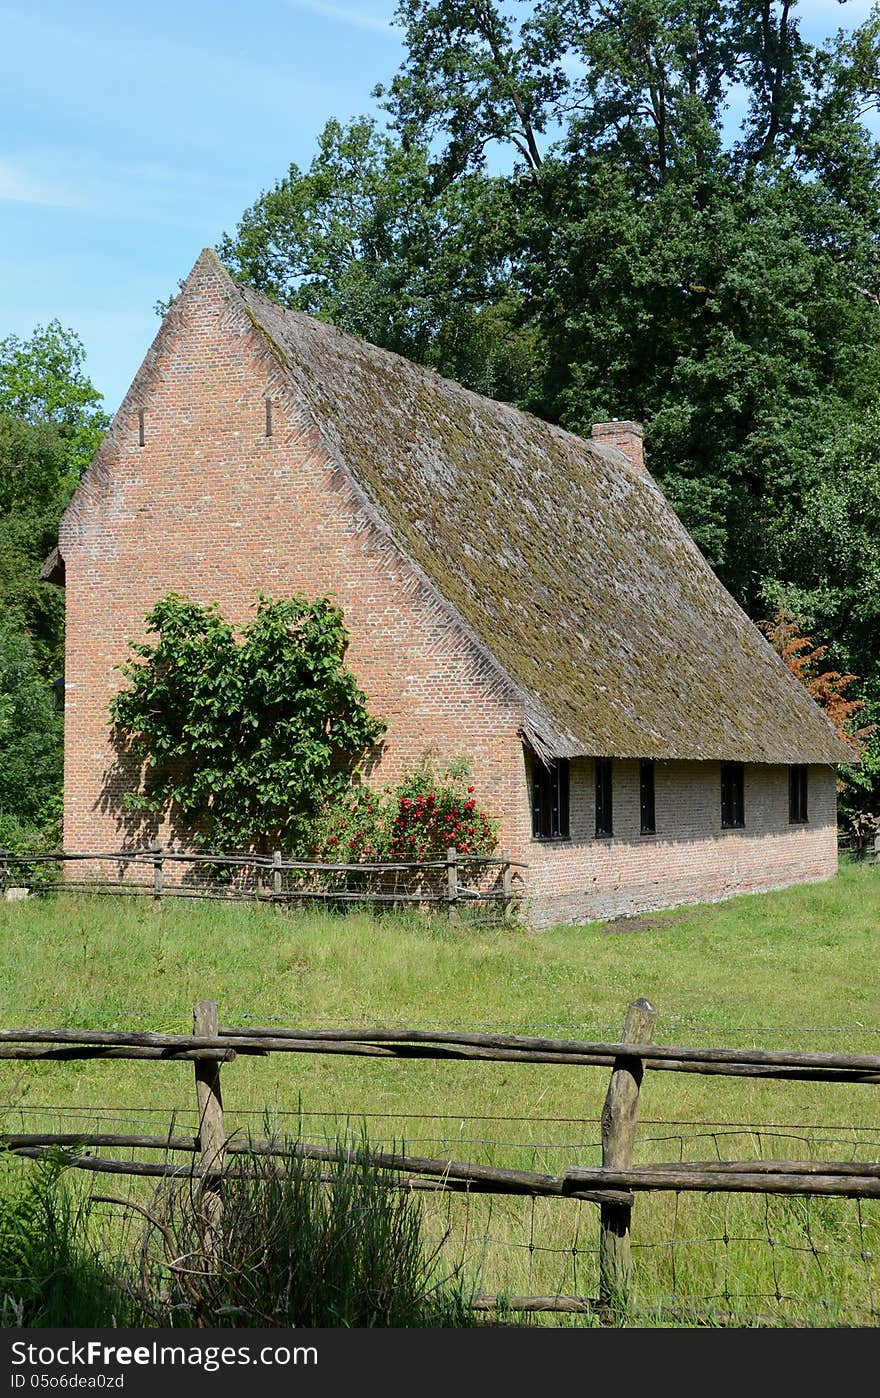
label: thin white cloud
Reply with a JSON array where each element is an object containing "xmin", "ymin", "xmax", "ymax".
[
  {"xmin": 284, "ymin": 0, "xmax": 397, "ymax": 36},
  {"xmin": 0, "ymin": 157, "xmax": 81, "ymax": 208}
]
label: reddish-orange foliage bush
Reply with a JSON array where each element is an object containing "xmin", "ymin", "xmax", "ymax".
[{"xmin": 760, "ymin": 607, "xmax": 872, "ymax": 752}]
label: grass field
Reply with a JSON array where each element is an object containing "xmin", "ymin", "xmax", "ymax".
[{"xmin": 1, "ymin": 859, "xmax": 878, "ymax": 1326}]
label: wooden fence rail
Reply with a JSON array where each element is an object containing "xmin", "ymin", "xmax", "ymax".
[
  {"xmin": 0, "ymin": 998, "xmax": 877, "ymax": 1320},
  {"xmin": 1, "ymin": 1023, "xmax": 879, "ymax": 1081},
  {"xmin": 838, "ymin": 828, "xmax": 880, "ymax": 862},
  {"xmin": 0, "ymin": 846, "xmax": 527, "ymax": 918}
]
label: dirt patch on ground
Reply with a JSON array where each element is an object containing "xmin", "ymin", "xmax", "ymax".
[
  {"xmin": 596, "ymin": 912, "xmax": 691, "ymax": 935},
  {"xmin": 596, "ymin": 916, "xmax": 662, "ymax": 935}
]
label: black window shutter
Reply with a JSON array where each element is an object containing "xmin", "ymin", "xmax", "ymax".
[
  {"xmin": 721, "ymin": 763, "xmax": 744, "ymax": 828},
  {"xmin": 531, "ymin": 755, "xmax": 570, "ymax": 839},
  {"xmin": 640, "ymin": 760, "xmax": 656, "ymax": 834},
  {"xmin": 595, "ymin": 759, "xmax": 613, "ymax": 837}
]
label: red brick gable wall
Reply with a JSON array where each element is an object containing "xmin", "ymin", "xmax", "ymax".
[{"xmin": 59, "ymin": 257, "xmax": 526, "ymax": 859}]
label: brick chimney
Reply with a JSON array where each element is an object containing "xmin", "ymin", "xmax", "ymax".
[{"xmin": 591, "ymin": 419, "xmax": 646, "ymax": 476}]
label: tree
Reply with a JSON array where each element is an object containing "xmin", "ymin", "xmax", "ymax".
[
  {"xmin": 760, "ymin": 606, "xmax": 869, "ymax": 747},
  {"xmin": 0, "ymin": 321, "xmax": 105, "ymax": 846},
  {"xmin": 0, "ymin": 619, "xmax": 63, "ymax": 846},
  {"xmin": 109, "ymin": 594, "xmax": 386, "ymax": 853},
  {"xmin": 0, "ymin": 323, "xmax": 107, "ymax": 680},
  {"xmin": 219, "ymin": 116, "xmax": 540, "ymax": 405},
  {"xmin": 376, "ymin": 0, "xmax": 555, "ymax": 181},
  {"xmin": 0, "ymin": 414, "xmax": 69, "ymax": 675},
  {"xmin": 0, "ymin": 321, "xmax": 108, "ymax": 482},
  {"xmin": 759, "ymin": 604, "xmax": 878, "ymax": 823}
]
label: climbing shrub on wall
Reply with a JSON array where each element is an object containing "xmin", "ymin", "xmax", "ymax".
[{"xmin": 109, "ymin": 593, "xmax": 385, "ymax": 854}]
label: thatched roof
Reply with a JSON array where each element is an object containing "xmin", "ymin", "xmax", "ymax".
[
  {"xmin": 39, "ymin": 546, "xmax": 64, "ymax": 586},
  {"xmin": 58, "ymin": 249, "xmax": 856, "ymax": 765}
]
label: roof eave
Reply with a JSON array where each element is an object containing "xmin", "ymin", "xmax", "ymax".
[{"xmin": 40, "ymin": 546, "xmax": 65, "ymax": 587}]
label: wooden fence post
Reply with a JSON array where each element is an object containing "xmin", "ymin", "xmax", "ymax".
[
  {"xmin": 501, "ymin": 850, "xmax": 512, "ymax": 919},
  {"xmin": 0, "ymin": 849, "xmax": 8, "ymax": 896},
  {"xmin": 446, "ymin": 846, "xmax": 459, "ymax": 922},
  {"xmin": 599, "ymin": 996, "xmax": 657, "ymax": 1319},
  {"xmin": 151, "ymin": 840, "xmax": 164, "ymax": 906},
  {"xmin": 193, "ymin": 999, "xmax": 225, "ymax": 1245},
  {"xmin": 273, "ymin": 850, "xmax": 283, "ymax": 899}
]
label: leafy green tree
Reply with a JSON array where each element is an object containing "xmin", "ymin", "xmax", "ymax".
[
  {"xmin": 0, "ymin": 619, "xmax": 63, "ymax": 846},
  {"xmin": 219, "ymin": 116, "xmax": 540, "ymax": 404},
  {"xmin": 0, "ymin": 414, "xmax": 70, "ymax": 675},
  {"xmin": 763, "ymin": 414, "xmax": 880, "ymax": 822},
  {"xmin": 377, "ymin": 0, "xmax": 555, "ymax": 180},
  {"xmin": 0, "ymin": 322, "xmax": 106, "ymax": 682},
  {"xmin": 0, "ymin": 321, "xmax": 105, "ymax": 846},
  {"xmin": 0, "ymin": 321, "xmax": 108, "ymax": 482},
  {"xmin": 109, "ymin": 594, "xmax": 386, "ymax": 853}
]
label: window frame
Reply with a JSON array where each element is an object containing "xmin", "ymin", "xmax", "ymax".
[
  {"xmin": 720, "ymin": 761, "xmax": 745, "ymax": 829},
  {"xmin": 789, "ymin": 764, "xmax": 809, "ymax": 825},
  {"xmin": 595, "ymin": 758, "xmax": 613, "ymax": 838},
  {"xmin": 531, "ymin": 756, "xmax": 570, "ymax": 841},
  {"xmin": 639, "ymin": 759, "xmax": 656, "ymax": 835}
]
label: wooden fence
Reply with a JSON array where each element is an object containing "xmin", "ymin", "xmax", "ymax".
[
  {"xmin": 1, "ymin": 997, "xmax": 878, "ymax": 1320},
  {"xmin": 838, "ymin": 827, "xmax": 880, "ymax": 861},
  {"xmin": 0, "ymin": 845, "xmax": 526, "ymax": 919}
]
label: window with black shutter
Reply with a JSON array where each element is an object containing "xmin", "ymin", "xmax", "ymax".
[
  {"xmin": 640, "ymin": 759, "xmax": 656, "ymax": 834},
  {"xmin": 720, "ymin": 762, "xmax": 745, "ymax": 828},
  {"xmin": 531, "ymin": 757, "xmax": 570, "ymax": 839},
  {"xmin": 789, "ymin": 765, "xmax": 808, "ymax": 824},
  {"xmin": 595, "ymin": 758, "xmax": 613, "ymax": 837}
]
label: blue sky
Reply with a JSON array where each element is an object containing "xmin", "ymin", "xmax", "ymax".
[{"xmin": 0, "ymin": 0, "xmax": 875, "ymax": 413}]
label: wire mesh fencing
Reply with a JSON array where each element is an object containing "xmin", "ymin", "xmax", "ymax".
[{"xmin": 2, "ymin": 1093, "xmax": 877, "ymax": 1329}]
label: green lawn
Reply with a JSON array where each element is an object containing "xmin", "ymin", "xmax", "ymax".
[{"xmin": 1, "ymin": 860, "xmax": 878, "ymax": 1325}]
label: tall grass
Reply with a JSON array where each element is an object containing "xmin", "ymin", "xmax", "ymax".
[
  {"xmin": 0, "ymin": 1153, "xmax": 136, "ymax": 1326},
  {"xmin": 126, "ymin": 1136, "xmax": 475, "ymax": 1328},
  {"xmin": 0, "ymin": 1143, "xmax": 476, "ymax": 1328},
  {"xmin": 0, "ymin": 861, "xmax": 877, "ymax": 1325}
]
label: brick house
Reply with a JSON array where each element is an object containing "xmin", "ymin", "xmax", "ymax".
[{"xmin": 44, "ymin": 249, "xmax": 854, "ymax": 925}]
